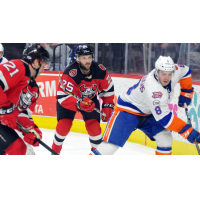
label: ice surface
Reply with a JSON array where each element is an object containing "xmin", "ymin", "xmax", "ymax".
[{"xmin": 34, "ymin": 129, "xmax": 155, "ymax": 155}]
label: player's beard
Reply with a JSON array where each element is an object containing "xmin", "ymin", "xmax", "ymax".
[{"xmin": 79, "ymin": 63, "xmax": 91, "ymax": 74}]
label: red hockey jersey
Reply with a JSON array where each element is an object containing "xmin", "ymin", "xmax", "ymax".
[
  {"xmin": 0, "ymin": 59, "xmax": 31, "ymax": 108},
  {"xmin": 57, "ymin": 61, "xmax": 115, "ymax": 111}
]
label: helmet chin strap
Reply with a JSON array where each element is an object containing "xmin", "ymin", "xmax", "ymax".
[
  {"xmin": 154, "ymin": 69, "xmax": 162, "ymax": 85},
  {"xmin": 31, "ymin": 62, "xmax": 41, "ymax": 78}
]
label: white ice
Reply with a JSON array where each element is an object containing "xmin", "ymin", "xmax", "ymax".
[{"xmin": 33, "ymin": 128, "xmax": 155, "ymax": 155}]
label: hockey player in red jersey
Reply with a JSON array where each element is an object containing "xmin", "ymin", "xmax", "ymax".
[
  {"xmin": 52, "ymin": 45, "xmax": 115, "ymax": 154},
  {"xmin": 0, "ymin": 44, "xmax": 50, "ymax": 155},
  {"xmin": 90, "ymin": 56, "xmax": 200, "ymax": 155}
]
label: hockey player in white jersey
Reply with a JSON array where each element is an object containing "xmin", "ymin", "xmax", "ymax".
[
  {"xmin": 0, "ymin": 43, "xmax": 8, "ymax": 64},
  {"xmin": 90, "ymin": 56, "xmax": 200, "ymax": 155}
]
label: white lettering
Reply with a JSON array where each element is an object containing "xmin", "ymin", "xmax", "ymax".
[
  {"xmin": 35, "ymin": 105, "xmax": 39, "ymax": 113},
  {"xmin": 46, "ymin": 81, "xmax": 56, "ymax": 97},
  {"xmin": 37, "ymin": 82, "xmax": 45, "ymax": 97},
  {"xmin": 38, "ymin": 105, "xmax": 43, "ymax": 113}
]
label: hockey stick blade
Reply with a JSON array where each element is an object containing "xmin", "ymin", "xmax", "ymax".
[
  {"xmin": 17, "ymin": 122, "xmax": 59, "ymax": 155},
  {"xmin": 58, "ymin": 71, "xmax": 106, "ymax": 118},
  {"xmin": 184, "ymin": 103, "xmax": 200, "ymax": 155}
]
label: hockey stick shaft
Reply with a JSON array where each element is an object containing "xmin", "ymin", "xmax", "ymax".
[
  {"xmin": 17, "ymin": 122, "xmax": 59, "ymax": 155},
  {"xmin": 184, "ymin": 103, "xmax": 200, "ymax": 155},
  {"xmin": 58, "ymin": 71, "xmax": 106, "ymax": 118}
]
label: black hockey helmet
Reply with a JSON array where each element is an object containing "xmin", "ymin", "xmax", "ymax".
[
  {"xmin": 75, "ymin": 45, "xmax": 94, "ymax": 61},
  {"xmin": 22, "ymin": 43, "xmax": 50, "ymax": 65},
  {"xmin": 22, "ymin": 44, "xmax": 50, "ymax": 78}
]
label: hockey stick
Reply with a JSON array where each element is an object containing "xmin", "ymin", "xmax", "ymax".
[
  {"xmin": 184, "ymin": 103, "xmax": 200, "ymax": 155},
  {"xmin": 58, "ymin": 71, "xmax": 107, "ymax": 118},
  {"xmin": 17, "ymin": 122, "xmax": 59, "ymax": 155}
]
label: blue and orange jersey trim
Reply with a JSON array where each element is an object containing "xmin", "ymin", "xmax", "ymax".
[{"xmin": 115, "ymin": 96, "xmax": 150, "ymax": 116}]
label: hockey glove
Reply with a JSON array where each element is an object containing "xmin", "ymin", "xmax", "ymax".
[
  {"xmin": 24, "ymin": 128, "xmax": 42, "ymax": 147},
  {"xmin": 77, "ymin": 98, "xmax": 95, "ymax": 112},
  {"xmin": 178, "ymin": 88, "xmax": 194, "ymax": 108},
  {"xmin": 101, "ymin": 103, "xmax": 114, "ymax": 122},
  {"xmin": 0, "ymin": 103, "xmax": 18, "ymax": 129},
  {"xmin": 179, "ymin": 124, "xmax": 200, "ymax": 144}
]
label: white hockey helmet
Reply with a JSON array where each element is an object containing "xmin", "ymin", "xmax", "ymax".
[
  {"xmin": 155, "ymin": 56, "xmax": 175, "ymax": 72},
  {"xmin": 0, "ymin": 43, "xmax": 4, "ymax": 58}
]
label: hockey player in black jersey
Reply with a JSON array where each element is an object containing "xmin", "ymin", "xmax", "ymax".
[{"xmin": 52, "ymin": 45, "xmax": 115, "ymax": 154}]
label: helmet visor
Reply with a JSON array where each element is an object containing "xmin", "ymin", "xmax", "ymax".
[{"xmin": 39, "ymin": 57, "xmax": 51, "ymax": 70}]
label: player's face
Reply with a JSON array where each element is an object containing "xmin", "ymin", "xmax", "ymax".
[
  {"xmin": 0, "ymin": 52, "xmax": 3, "ymax": 58},
  {"xmin": 79, "ymin": 55, "xmax": 93, "ymax": 70},
  {"xmin": 158, "ymin": 71, "xmax": 173, "ymax": 86}
]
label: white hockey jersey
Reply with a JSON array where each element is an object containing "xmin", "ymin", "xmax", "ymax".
[
  {"xmin": 0, "ymin": 57, "xmax": 8, "ymax": 64},
  {"xmin": 115, "ymin": 64, "xmax": 192, "ymax": 133}
]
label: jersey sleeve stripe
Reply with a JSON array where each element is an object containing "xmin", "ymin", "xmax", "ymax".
[
  {"xmin": 115, "ymin": 104, "xmax": 150, "ymax": 116},
  {"xmin": 183, "ymin": 68, "xmax": 191, "ymax": 78},
  {"xmin": 58, "ymin": 95, "xmax": 72, "ymax": 104},
  {"xmin": 99, "ymin": 91, "xmax": 115, "ymax": 98},
  {"xmin": 180, "ymin": 77, "xmax": 192, "ymax": 89},
  {"xmin": 57, "ymin": 91, "xmax": 68, "ymax": 96},
  {"xmin": 117, "ymin": 96, "xmax": 147, "ymax": 114},
  {"xmin": 102, "ymin": 82, "xmax": 114, "ymax": 92},
  {"xmin": 0, "ymin": 71, "xmax": 8, "ymax": 91},
  {"xmin": 166, "ymin": 114, "xmax": 187, "ymax": 132},
  {"xmin": 157, "ymin": 112, "xmax": 173, "ymax": 128}
]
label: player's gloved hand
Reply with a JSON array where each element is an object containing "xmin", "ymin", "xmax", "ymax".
[
  {"xmin": 101, "ymin": 103, "xmax": 114, "ymax": 122},
  {"xmin": 178, "ymin": 88, "xmax": 194, "ymax": 107},
  {"xmin": 24, "ymin": 128, "xmax": 42, "ymax": 147},
  {"xmin": 77, "ymin": 98, "xmax": 95, "ymax": 112},
  {"xmin": 0, "ymin": 103, "xmax": 18, "ymax": 129},
  {"xmin": 179, "ymin": 124, "xmax": 200, "ymax": 144}
]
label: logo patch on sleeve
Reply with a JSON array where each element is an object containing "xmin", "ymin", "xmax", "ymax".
[
  {"xmin": 69, "ymin": 69, "xmax": 77, "ymax": 77},
  {"xmin": 98, "ymin": 64, "xmax": 106, "ymax": 70},
  {"xmin": 152, "ymin": 92, "xmax": 163, "ymax": 99}
]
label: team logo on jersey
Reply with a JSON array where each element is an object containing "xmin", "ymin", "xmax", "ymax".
[
  {"xmin": 99, "ymin": 64, "xmax": 106, "ymax": 71},
  {"xmin": 80, "ymin": 84, "xmax": 98, "ymax": 98},
  {"xmin": 69, "ymin": 69, "xmax": 77, "ymax": 77},
  {"xmin": 152, "ymin": 92, "xmax": 163, "ymax": 99},
  {"xmin": 19, "ymin": 87, "xmax": 35, "ymax": 110},
  {"xmin": 153, "ymin": 100, "xmax": 160, "ymax": 106}
]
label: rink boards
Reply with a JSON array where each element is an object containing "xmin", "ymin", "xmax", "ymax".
[{"xmin": 32, "ymin": 73, "xmax": 200, "ymax": 155}]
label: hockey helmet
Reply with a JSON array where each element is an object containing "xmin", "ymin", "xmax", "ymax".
[
  {"xmin": 22, "ymin": 44, "xmax": 50, "ymax": 65},
  {"xmin": 75, "ymin": 45, "xmax": 94, "ymax": 61},
  {"xmin": 155, "ymin": 56, "xmax": 175, "ymax": 72}
]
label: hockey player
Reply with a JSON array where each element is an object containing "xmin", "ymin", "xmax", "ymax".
[
  {"xmin": 90, "ymin": 56, "xmax": 200, "ymax": 155},
  {"xmin": 0, "ymin": 43, "xmax": 8, "ymax": 64},
  {"xmin": 52, "ymin": 45, "xmax": 115, "ymax": 154},
  {"xmin": 0, "ymin": 44, "xmax": 50, "ymax": 155}
]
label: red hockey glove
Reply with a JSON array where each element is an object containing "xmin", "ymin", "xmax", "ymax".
[
  {"xmin": 101, "ymin": 103, "xmax": 114, "ymax": 122},
  {"xmin": 77, "ymin": 98, "xmax": 95, "ymax": 112},
  {"xmin": 0, "ymin": 103, "xmax": 18, "ymax": 129},
  {"xmin": 24, "ymin": 128, "xmax": 42, "ymax": 147}
]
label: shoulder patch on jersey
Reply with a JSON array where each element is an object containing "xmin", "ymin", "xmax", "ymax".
[
  {"xmin": 98, "ymin": 64, "xmax": 106, "ymax": 71},
  {"xmin": 175, "ymin": 65, "xmax": 178, "ymax": 70},
  {"xmin": 152, "ymin": 92, "xmax": 163, "ymax": 99},
  {"xmin": 69, "ymin": 69, "xmax": 77, "ymax": 77}
]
